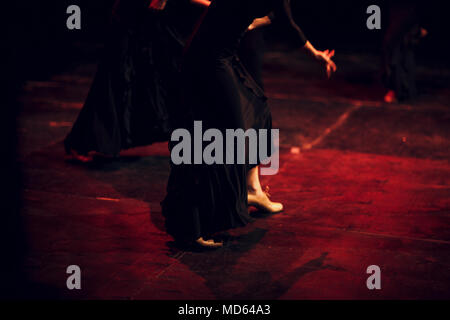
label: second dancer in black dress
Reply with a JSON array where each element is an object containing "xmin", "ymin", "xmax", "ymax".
[{"xmin": 64, "ymin": 0, "xmax": 207, "ymax": 161}]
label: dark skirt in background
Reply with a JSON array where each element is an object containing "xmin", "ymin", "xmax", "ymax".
[
  {"xmin": 383, "ymin": 2, "xmax": 422, "ymax": 101},
  {"xmin": 64, "ymin": 9, "xmax": 183, "ymax": 156}
]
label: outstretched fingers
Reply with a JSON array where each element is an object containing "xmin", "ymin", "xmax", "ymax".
[
  {"xmin": 324, "ymin": 49, "xmax": 336, "ymax": 78},
  {"xmin": 328, "ymin": 49, "xmax": 335, "ymax": 59}
]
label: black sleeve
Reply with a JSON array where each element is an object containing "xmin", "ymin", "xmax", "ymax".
[{"xmin": 272, "ymin": 0, "xmax": 308, "ymax": 47}]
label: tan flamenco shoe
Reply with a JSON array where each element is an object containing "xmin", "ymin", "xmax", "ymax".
[
  {"xmin": 247, "ymin": 186, "xmax": 284, "ymax": 213},
  {"xmin": 195, "ymin": 237, "xmax": 223, "ymax": 249}
]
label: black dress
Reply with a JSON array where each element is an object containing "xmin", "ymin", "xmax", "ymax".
[
  {"xmin": 162, "ymin": 0, "xmax": 307, "ymax": 242},
  {"xmin": 382, "ymin": 1, "xmax": 425, "ymax": 101},
  {"xmin": 64, "ymin": 0, "xmax": 197, "ymax": 156}
]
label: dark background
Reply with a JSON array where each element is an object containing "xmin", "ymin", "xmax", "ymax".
[{"xmin": 7, "ymin": 0, "xmax": 449, "ymax": 81}]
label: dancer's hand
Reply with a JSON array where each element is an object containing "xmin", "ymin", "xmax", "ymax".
[
  {"xmin": 303, "ymin": 41, "xmax": 337, "ymax": 78},
  {"xmin": 314, "ymin": 49, "xmax": 337, "ymax": 78},
  {"xmin": 247, "ymin": 16, "xmax": 272, "ymax": 32}
]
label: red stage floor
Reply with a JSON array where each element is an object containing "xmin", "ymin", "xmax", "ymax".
[{"xmin": 17, "ymin": 51, "xmax": 450, "ymax": 299}]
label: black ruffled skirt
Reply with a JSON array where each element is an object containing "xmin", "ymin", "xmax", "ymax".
[
  {"xmin": 64, "ymin": 10, "xmax": 183, "ymax": 156},
  {"xmin": 162, "ymin": 53, "xmax": 273, "ymax": 242}
]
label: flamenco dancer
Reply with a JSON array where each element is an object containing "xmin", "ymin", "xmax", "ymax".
[
  {"xmin": 64, "ymin": 0, "xmax": 209, "ymax": 161},
  {"xmin": 162, "ymin": 0, "xmax": 336, "ymax": 248}
]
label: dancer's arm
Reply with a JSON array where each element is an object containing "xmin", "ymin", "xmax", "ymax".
[
  {"xmin": 190, "ymin": 0, "xmax": 211, "ymax": 7},
  {"xmin": 274, "ymin": 0, "xmax": 336, "ymax": 78}
]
